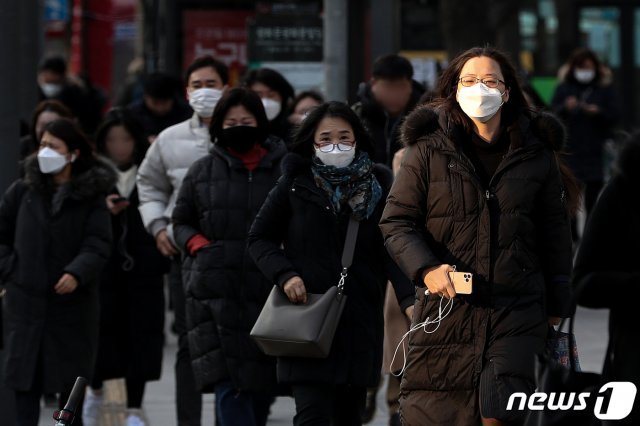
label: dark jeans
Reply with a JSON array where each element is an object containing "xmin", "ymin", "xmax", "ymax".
[
  {"xmin": 170, "ymin": 258, "xmax": 203, "ymax": 426},
  {"xmin": 214, "ymin": 380, "xmax": 273, "ymax": 426},
  {"xmin": 292, "ymin": 384, "xmax": 366, "ymax": 426}
]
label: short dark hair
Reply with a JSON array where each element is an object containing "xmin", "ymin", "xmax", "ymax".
[
  {"xmin": 42, "ymin": 118, "xmax": 96, "ymax": 175},
  {"xmin": 209, "ymin": 87, "xmax": 270, "ymax": 145},
  {"xmin": 372, "ymin": 54, "xmax": 414, "ymax": 81},
  {"xmin": 244, "ymin": 68, "xmax": 295, "ymax": 109},
  {"xmin": 184, "ymin": 55, "xmax": 230, "ymax": 86},
  {"xmin": 290, "ymin": 101, "xmax": 374, "ymax": 158},
  {"xmin": 143, "ymin": 72, "xmax": 180, "ymax": 100},
  {"xmin": 95, "ymin": 108, "xmax": 149, "ymax": 165},
  {"xmin": 39, "ymin": 56, "xmax": 67, "ymax": 75},
  {"xmin": 566, "ymin": 48, "xmax": 602, "ymax": 84}
]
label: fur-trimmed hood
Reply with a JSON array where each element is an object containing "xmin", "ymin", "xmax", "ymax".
[
  {"xmin": 401, "ymin": 105, "xmax": 567, "ymax": 152},
  {"xmin": 280, "ymin": 152, "xmax": 394, "ymax": 192},
  {"xmin": 23, "ymin": 154, "xmax": 117, "ymax": 202}
]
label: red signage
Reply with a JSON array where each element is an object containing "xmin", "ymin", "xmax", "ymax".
[{"xmin": 182, "ymin": 10, "xmax": 255, "ymax": 87}]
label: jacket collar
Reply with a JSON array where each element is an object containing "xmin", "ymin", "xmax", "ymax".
[
  {"xmin": 211, "ymin": 135, "xmax": 288, "ymax": 170},
  {"xmin": 401, "ymin": 105, "xmax": 567, "ymax": 154}
]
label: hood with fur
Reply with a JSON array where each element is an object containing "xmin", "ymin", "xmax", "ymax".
[
  {"xmin": 401, "ymin": 105, "xmax": 567, "ymax": 152},
  {"xmin": 24, "ymin": 154, "xmax": 117, "ymax": 202},
  {"xmin": 618, "ymin": 136, "xmax": 640, "ymax": 181}
]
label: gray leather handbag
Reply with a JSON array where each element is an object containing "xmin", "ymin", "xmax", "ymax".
[{"xmin": 250, "ymin": 218, "xmax": 359, "ymax": 358}]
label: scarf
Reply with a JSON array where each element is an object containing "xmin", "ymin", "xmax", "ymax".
[{"xmin": 311, "ymin": 151, "xmax": 382, "ymax": 221}]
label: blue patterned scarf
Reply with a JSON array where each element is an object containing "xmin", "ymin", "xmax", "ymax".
[{"xmin": 311, "ymin": 151, "xmax": 382, "ymax": 220}]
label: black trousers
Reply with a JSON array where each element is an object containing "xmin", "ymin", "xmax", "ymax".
[
  {"xmin": 170, "ymin": 258, "xmax": 203, "ymax": 426},
  {"xmin": 292, "ymin": 383, "xmax": 366, "ymax": 426}
]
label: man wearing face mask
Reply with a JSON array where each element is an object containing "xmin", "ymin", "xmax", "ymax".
[
  {"xmin": 137, "ymin": 55, "xmax": 229, "ymax": 426},
  {"xmin": 551, "ymin": 48, "xmax": 619, "ymax": 232},
  {"xmin": 37, "ymin": 56, "xmax": 102, "ymax": 135}
]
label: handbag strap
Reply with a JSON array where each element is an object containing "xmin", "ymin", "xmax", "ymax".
[{"xmin": 337, "ymin": 218, "xmax": 360, "ymax": 295}]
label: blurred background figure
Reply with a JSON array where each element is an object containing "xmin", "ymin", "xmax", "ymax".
[
  {"xmin": 0, "ymin": 118, "xmax": 114, "ymax": 426},
  {"xmin": 352, "ymin": 54, "xmax": 424, "ymax": 168},
  {"xmin": 288, "ymin": 91, "xmax": 324, "ymax": 126},
  {"xmin": 245, "ymin": 68, "xmax": 295, "ymax": 144},
  {"xmin": 128, "ymin": 72, "xmax": 192, "ymax": 143},
  {"xmin": 20, "ymin": 100, "xmax": 74, "ymax": 163},
  {"xmin": 551, "ymin": 48, "xmax": 620, "ymax": 238},
  {"xmin": 573, "ymin": 133, "xmax": 640, "ymax": 425},
  {"xmin": 37, "ymin": 56, "xmax": 103, "ymax": 135},
  {"xmin": 83, "ymin": 109, "xmax": 168, "ymax": 426}
]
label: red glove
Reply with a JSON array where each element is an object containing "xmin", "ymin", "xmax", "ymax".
[{"xmin": 186, "ymin": 234, "xmax": 211, "ymax": 256}]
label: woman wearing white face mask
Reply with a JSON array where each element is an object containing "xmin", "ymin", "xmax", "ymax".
[
  {"xmin": 551, "ymin": 48, "xmax": 620, "ymax": 234},
  {"xmin": 380, "ymin": 47, "xmax": 582, "ymax": 425},
  {"xmin": 245, "ymin": 68, "xmax": 295, "ymax": 144},
  {"xmin": 0, "ymin": 118, "xmax": 115, "ymax": 426},
  {"xmin": 247, "ymin": 102, "xmax": 414, "ymax": 426}
]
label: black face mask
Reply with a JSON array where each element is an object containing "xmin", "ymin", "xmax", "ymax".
[{"xmin": 220, "ymin": 126, "xmax": 259, "ymax": 153}]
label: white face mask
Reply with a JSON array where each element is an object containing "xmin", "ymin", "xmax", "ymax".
[
  {"xmin": 40, "ymin": 83, "xmax": 63, "ymax": 98},
  {"xmin": 457, "ymin": 83, "xmax": 505, "ymax": 123},
  {"xmin": 314, "ymin": 147, "xmax": 356, "ymax": 168},
  {"xmin": 262, "ymin": 98, "xmax": 282, "ymax": 121},
  {"xmin": 574, "ymin": 69, "xmax": 595, "ymax": 84},
  {"xmin": 189, "ymin": 88, "xmax": 224, "ymax": 118},
  {"xmin": 37, "ymin": 147, "xmax": 75, "ymax": 174}
]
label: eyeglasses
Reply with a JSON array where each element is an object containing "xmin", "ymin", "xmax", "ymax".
[
  {"xmin": 458, "ymin": 76, "xmax": 505, "ymax": 89},
  {"xmin": 314, "ymin": 141, "xmax": 355, "ymax": 153}
]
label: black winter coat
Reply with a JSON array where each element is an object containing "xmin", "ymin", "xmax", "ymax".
[
  {"xmin": 551, "ymin": 79, "xmax": 619, "ymax": 182},
  {"xmin": 379, "ymin": 107, "xmax": 574, "ymax": 425},
  {"xmin": 172, "ymin": 137, "xmax": 287, "ymax": 393},
  {"xmin": 94, "ymin": 184, "xmax": 168, "ymax": 383},
  {"xmin": 247, "ymin": 153, "xmax": 414, "ymax": 388},
  {"xmin": 352, "ymin": 81, "xmax": 424, "ymax": 167},
  {"xmin": 573, "ymin": 138, "xmax": 640, "ymax": 425},
  {"xmin": 0, "ymin": 157, "xmax": 114, "ymax": 393}
]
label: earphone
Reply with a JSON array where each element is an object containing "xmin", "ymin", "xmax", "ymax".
[{"xmin": 389, "ymin": 293, "xmax": 454, "ymax": 377}]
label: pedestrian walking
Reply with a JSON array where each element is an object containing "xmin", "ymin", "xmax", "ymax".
[
  {"xmin": 136, "ymin": 55, "xmax": 229, "ymax": 426},
  {"xmin": 82, "ymin": 109, "xmax": 168, "ymax": 426},
  {"xmin": 379, "ymin": 46, "xmax": 580, "ymax": 425},
  {"xmin": 248, "ymin": 101, "xmax": 414, "ymax": 426},
  {"xmin": 0, "ymin": 118, "xmax": 114, "ymax": 426},
  {"xmin": 172, "ymin": 87, "xmax": 287, "ymax": 426}
]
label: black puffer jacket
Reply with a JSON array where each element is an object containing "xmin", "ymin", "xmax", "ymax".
[
  {"xmin": 247, "ymin": 153, "xmax": 414, "ymax": 388},
  {"xmin": 0, "ymin": 156, "xmax": 114, "ymax": 393},
  {"xmin": 172, "ymin": 136, "xmax": 287, "ymax": 393},
  {"xmin": 573, "ymin": 137, "xmax": 640, "ymax": 425},
  {"xmin": 379, "ymin": 107, "xmax": 574, "ymax": 424}
]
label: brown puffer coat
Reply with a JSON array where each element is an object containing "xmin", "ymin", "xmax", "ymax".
[{"xmin": 379, "ymin": 106, "xmax": 574, "ymax": 425}]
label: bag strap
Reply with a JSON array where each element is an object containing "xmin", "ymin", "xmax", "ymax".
[{"xmin": 337, "ymin": 218, "xmax": 360, "ymax": 294}]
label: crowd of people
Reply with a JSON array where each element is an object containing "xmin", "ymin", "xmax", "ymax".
[{"xmin": 0, "ymin": 44, "xmax": 637, "ymax": 426}]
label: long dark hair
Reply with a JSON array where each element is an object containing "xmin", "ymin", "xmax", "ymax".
[
  {"xmin": 431, "ymin": 46, "xmax": 531, "ymax": 132},
  {"xmin": 209, "ymin": 87, "xmax": 271, "ymax": 145},
  {"xmin": 41, "ymin": 118, "xmax": 96, "ymax": 175},
  {"xmin": 290, "ymin": 101, "xmax": 374, "ymax": 159},
  {"xmin": 431, "ymin": 46, "xmax": 582, "ymax": 216},
  {"xmin": 95, "ymin": 108, "xmax": 149, "ymax": 165},
  {"xmin": 244, "ymin": 68, "xmax": 295, "ymax": 119}
]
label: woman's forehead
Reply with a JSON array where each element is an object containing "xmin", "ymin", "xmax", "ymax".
[{"xmin": 460, "ymin": 56, "xmax": 503, "ymax": 77}]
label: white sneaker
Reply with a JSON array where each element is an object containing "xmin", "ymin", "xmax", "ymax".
[
  {"xmin": 81, "ymin": 388, "xmax": 103, "ymax": 426},
  {"xmin": 125, "ymin": 410, "xmax": 147, "ymax": 426}
]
